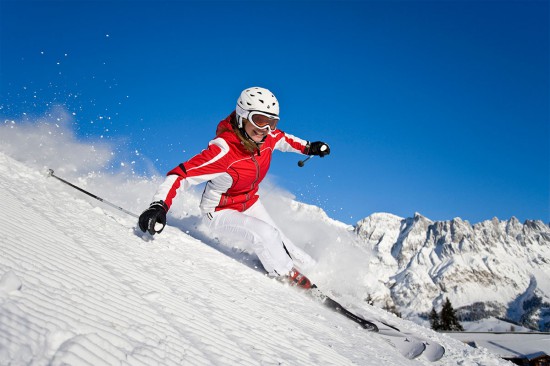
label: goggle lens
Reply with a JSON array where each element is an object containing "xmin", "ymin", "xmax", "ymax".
[{"xmin": 249, "ymin": 112, "xmax": 279, "ymax": 131}]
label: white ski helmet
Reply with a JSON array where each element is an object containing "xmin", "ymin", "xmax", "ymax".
[{"xmin": 236, "ymin": 87, "xmax": 279, "ymax": 128}]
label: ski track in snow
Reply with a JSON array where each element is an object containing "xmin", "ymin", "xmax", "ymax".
[{"xmin": 0, "ymin": 153, "xmax": 509, "ymax": 365}]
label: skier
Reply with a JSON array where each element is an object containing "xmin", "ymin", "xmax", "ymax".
[{"xmin": 138, "ymin": 87, "xmax": 330, "ymax": 289}]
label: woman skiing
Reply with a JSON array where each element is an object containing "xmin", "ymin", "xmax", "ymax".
[{"xmin": 138, "ymin": 87, "xmax": 330, "ymax": 288}]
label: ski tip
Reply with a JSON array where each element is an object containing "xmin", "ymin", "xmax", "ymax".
[{"xmin": 379, "ymin": 320, "xmax": 400, "ymax": 332}]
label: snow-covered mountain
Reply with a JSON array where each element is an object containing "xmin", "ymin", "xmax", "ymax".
[
  {"xmin": 0, "ymin": 118, "xmax": 513, "ymax": 365},
  {"xmin": 355, "ymin": 212, "xmax": 550, "ymax": 331}
]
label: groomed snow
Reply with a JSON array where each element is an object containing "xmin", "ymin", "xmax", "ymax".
[{"xmin": 0, "ymin": 117, "xmax": 513, "ymax": 365}]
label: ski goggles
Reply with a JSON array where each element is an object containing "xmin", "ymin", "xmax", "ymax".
[{"xmin": 236, "ymin": 105, "xmax": 280, "ymax": 131}]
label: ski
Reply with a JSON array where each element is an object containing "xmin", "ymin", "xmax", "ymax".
[
  {"xmin": 309, "ymin": 287, "xmax": 445, "ymax": 361},
  {"xmin": 317, "ymin": 291, "xmax": 379, "ymax": 331}
]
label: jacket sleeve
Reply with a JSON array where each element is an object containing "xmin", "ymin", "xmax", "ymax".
[
  {"xmin": 152, "ymin": 137, "xmax": 230, "ymax": 210},
  {"xmin": 272, "ymin": 130, "xmax": 309, "ymax": 154}
]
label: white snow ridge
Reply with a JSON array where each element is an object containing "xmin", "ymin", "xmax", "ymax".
[{"xmin": 0, "ymin": 151, "xmax": 509, "ymax": 365}]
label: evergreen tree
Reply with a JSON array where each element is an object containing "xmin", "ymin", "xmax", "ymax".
[
  {"xmin": 429, "ymin": 307, "xmax": 441, "ymax": 330},
  {"xmin": 440, "ymin": 297, "xmax": 464, "ymax": 331}
]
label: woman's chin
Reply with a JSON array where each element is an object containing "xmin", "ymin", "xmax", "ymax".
[{"xmin": 252, "ymin": 133, "xmax": 267, "ymax": 142}]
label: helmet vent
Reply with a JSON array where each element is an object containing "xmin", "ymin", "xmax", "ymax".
[{"xmin": 259, "ymin": 99, "xmax": 264, "ymax": 104}]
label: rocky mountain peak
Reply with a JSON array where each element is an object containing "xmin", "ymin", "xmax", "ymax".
[{"xmin": 355, "ymin": 213, "xmax": 550, "ymax": 330}]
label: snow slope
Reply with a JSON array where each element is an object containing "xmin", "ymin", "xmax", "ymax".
[{"xmin": 0, "ymin": 153, "xmax": 508, "ymax": 363}]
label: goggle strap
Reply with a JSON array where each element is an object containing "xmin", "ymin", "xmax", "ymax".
[{"xmin": 236, "ymin": 105, "xmax": 248, "ymax": 119}]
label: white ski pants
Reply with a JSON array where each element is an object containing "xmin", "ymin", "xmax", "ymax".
[{"xmin": 202, "ymin": 200, "xmax": 314, "ymax": 277}]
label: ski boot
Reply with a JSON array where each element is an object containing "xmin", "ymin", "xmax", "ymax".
[{"xmin": 288, "ymin": 268, "xmax": 313, "ymax": 290}]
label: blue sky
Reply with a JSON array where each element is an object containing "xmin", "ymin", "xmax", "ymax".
[{"xmin": 1, "ymin": 0, "xmax": 548, "ymax": 224}]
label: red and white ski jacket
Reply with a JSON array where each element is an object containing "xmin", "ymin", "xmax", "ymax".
[{"xmin": 153, "ymin": 113, "xmax": 309, "ymax": 214}]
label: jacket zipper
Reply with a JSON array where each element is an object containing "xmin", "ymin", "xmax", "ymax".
[
  {"xmin": 250, "ymin": 153, "xmax": 260, "ymax": 191},
  {"xmin": 242, "ymin": 154, "xmax": 260, "ymax": 211}
]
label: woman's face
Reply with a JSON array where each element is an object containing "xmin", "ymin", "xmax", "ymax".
[{"xmin": 243, "ymin": 120, "xmax": 269, "ymax": 143}]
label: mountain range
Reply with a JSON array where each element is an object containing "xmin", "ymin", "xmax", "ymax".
[{"xmin": 354, "ymin": 212, "xmax": 550, "ymax": 331}]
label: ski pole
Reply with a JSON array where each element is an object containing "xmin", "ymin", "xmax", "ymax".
[
  {"xmin": 297, "ymin": 155, "xmax": 313, "ymax": 167},
  {"xmin": 47, "ymin": 169, "xmax": 139, "ymax": 218}
]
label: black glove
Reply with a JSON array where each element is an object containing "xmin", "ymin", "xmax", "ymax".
[
  {"xmin": 307, "ymin": 141, "xmax": 331, "ymax": 157},
  {"xmin": 138, "ymin": 201, "xmax": 168, "ymax": 235}
]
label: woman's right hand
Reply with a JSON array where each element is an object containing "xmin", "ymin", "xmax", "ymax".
[{"xmin": 138, "ymin": 201, "xmax": 168, "ymax": 235}]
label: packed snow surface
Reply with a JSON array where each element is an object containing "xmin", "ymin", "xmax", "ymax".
[{"xmin": 0, "ymin": 121, "xmax": 512, "ymax": 365}]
